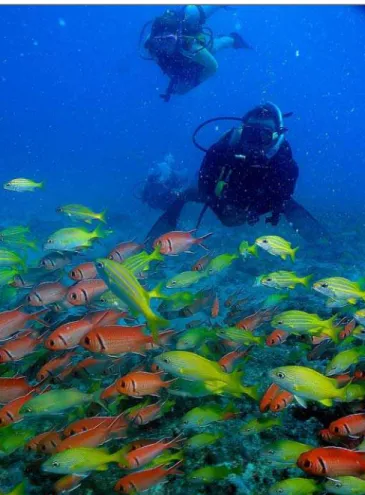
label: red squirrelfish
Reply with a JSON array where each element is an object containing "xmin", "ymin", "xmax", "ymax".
[{"xmin": 153, "ymin": 230, "xmax": 212, "ymax": 255}]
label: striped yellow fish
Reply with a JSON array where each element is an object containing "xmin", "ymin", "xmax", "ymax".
[
  {"xmin": 4, "ymin": 178, "xmax": 44, "ymax": 192},
  {"xmin": 255, "ymin": 235, "xmax": 299, "ymax": 262}
]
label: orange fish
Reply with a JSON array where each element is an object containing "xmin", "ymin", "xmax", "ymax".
[
  {"xmin": 0, "ymin": 330, "xmax": 44, "ymax": 363},
  {"xmin": 27, "ymin": 282, "xmax": 68, "ymax": 306},
  {"xmin": 269, "ymin": 389, "xmax": 294, "ymax": 412},
  {"xmin": 39, "ymin": 252, "xmax": 72, "ymax": 271},
  {"xmin": 0, "ymin": 391, "xmax": 34, "ymax": 427},
  {"xmin": 114, "ymin": 460, "xmax": 183, "ymax": 493},
  {"xmin": 334, "ymin": 374, "xmax": 353, "ymax": 386},
  {"xmin": 26, "ymin": 430, "xmax": 62, "ymax": 454},
  {"xmin": 63, "ymin": 415, "xmax": 128, "ymax": 437},
  {"xmin": 0, "ymin": 376, "xmax": 36, "ymax": 404},
  {"xmin": 339, "ymin": 318, "xmax": 357, "ymax": 340},
  {"xmin": 218, "ymin": 347, "xmax": 251, "ymax": 373},
  {"xmin": 68, "ymin": 262, "xmax": 97, "ymax": 281},
  {"xmin": 116, "ymin": 371, "xmax": 176, "ymax": 398},
  {"xmin": 192, "ymin": 253, "xmax": 212, "ymax": 272},
  {"xmin": 0, "ymin": 307, "xmax": 49, "ymax": 341},
  {"xmin": 319, "ymin": 428, "xmax": 338, "ymax": 444},
  {"xmin": 36, "ymin": 352, "xmax": 75, "ymax": 381},
  {"xmin": 236, "ymin": 308, "xmax": 272, "ymax": 332},
  {"xmin": 259, "ymin": 383, "xmax": 281, "ymax": 413},
  {"xmin": 108, "ymin": 240, "xmax": 143, "ymax": 263},
  {"xmin": 100, "ymin": 382, "xmax": 119, "ymax": 401},
  {"xmin": 354, "ymin": 369, "xmax": 365, "ymax": 381},
  {"xmin": 66, "ymin": 279, "xmax": 108, "ymax": 306},
  {"xmin": 127, "ymin": 400, "xmax": 168, "ymax": 426},
  {"xmin": 266, "ymin": 329, "xmax": 289, "ymax": 346},
  {"xmin": 43, "ymin": 310, "xmax": 120, "ymax": 351},
  {"xmin": 52, "ymin": 475, "xmax": 84, "ymax": 495},
  {"xmin": 298, "ymin": 446, "xmax": 365, "ymax": 477},
  {"xmin": 211, "ymin": 295, "xmax": 219, "ymax": 318},
  {"xmin": 329, "ymin": 413, "xmax": 365, "ymax": 438},
  {"xmin": 120, "ymin": 435, "xmax": 184, "ymax": 470},
  {"xmin": 80, "ymin": 324, "xmax": 151, "ymax": 355},
  {"xmin": 57, "ymin": 414, "xmax": 127, "ymax": 452},
  {"xmin": 153, "ymin": 230, "xmax": 212, "ymax": 255}
]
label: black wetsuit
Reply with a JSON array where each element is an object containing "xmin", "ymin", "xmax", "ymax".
[
  {"xmin": 198, "ymin": 128, "xmax": 299, "ymax": 226},
  {"xmin": 145, "ymin": 129, "xmax": 328, "ymax": 243}
]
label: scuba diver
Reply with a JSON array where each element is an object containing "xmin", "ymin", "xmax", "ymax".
[
  {"xmin": 141, "ymin": 5, "xmax": 252, "ymax": 101},
  {"xmin": 140, "ymin": 153, "xmax": 189, "ymax": 211},
  {"xmin": 145, "ymin": 102, "xmax": 329, "ymax": 243}
]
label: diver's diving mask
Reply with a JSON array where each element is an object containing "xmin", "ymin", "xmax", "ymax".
[{"xmin": 241, "ymin": 125, "xmax": 278, "ymax": 148}]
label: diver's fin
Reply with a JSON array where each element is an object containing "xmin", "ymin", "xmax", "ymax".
[
  {"xmin": 144, "ymin": 198, "xmax": 187, "ymax": 249},
  {"xmin": 283, "ymin": 198, "xmax": 330, "ymax": 242}
]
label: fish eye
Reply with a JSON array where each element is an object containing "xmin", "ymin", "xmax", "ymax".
[
  {"xmin": 71, "ymin": 293, "xmax": 77, "ymax": 300},
  {"xmin": 303, "ymin": 459, "xmax": 311, "ymax": 468},
  {"xmin": 52, "ymin": 461, "xmax": 60, "ymax": 467},
  {"xmin": 276, "ymin": 321, "xmax": 283, "ymax": 325},
  {"xmin": 24, "ymin": 407, "xmax": 32, "ymax": 413},
  {"xmin": 321, "ymin": 283, "xmax": 328, "ymax": 288},
  {"xmin": 171, "ymin": 281, "xmax": 177, "ymax": 286},
  {"xmin": 162, "ymin": 358, "xmax": 170, "ymax": 364},
  {"xmin": 47, "ymin": 239, "xmax": 53, "ymax": 244},
  {"xmin": 41, "ymin": 444, "xmax": 47, "ymax": 451},
  {"xmin": 335, "ymin": 482, "xmax": 342, "ymax": 488},
  {"xmin": 120, "ymin": 380, "xmax": 126, "ymax": 388},
  {"xmin": 333, "ymin": 426, "xmax": 339, "ymax": 433},
  {"xmin": 107, "ymin": 255, "xmax": 113, "ymax": 260},
  {"xmin": 266, "ymin": 278, "xmax": 272, "ymax": 282},
  {"xmin": 84, "ymin": 336, "xmax": 90, "ymax": 345},
  {"xmin": 96, "ymin": 261, "xmax": 104, "ymax": 268},
  {"xmin": 267, "ymin": 449, "xmax": 274, "ymax": 454},
  {"xmin": 262, "ymin": 239, "xmax": 268, "ymax": 243},
  {"xmin": 71, "ymin": 271, "xmax": 76, "ymax": 277},
  {"xmin": 49, "ymin": 340, "xmax": 55, "ymax": 347},
  {"xmin": 276, "ymin": 371, "xmax": 285, "ymax": 379}
]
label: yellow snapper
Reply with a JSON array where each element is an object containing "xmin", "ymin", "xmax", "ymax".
[
  {"xmin": 181, "ymin": 402, "xmax": 239, "ymax": 428},
  {"xmin": 313, "ymin": 277, "xmax": 365, "ymax": 304},
  {"xmin": 42, "ymin": 446, "xmax": 127, "ymax": 475},
  {"xmin": 154, "ymin": 350, "xmax": 258, "ymax": 399},
  {"xmin": 260, "ymin": 271, "xmax": 312, "ymax": 290},
  {"xmin": 96, "ymin": 257, "xmax": 168, "ymax": 340},
  {"xmin": 188, "ymin": 464, "xmax": 241, "ymax": 483},
  {"xmin": 269, "ymin": 478, "xmax": 321, "ymax": 495},
  {"xmin": 44, "ymin": 225, "xmax": 107, "ymax": 251},
  {"xmin": 325, "ymin": 346, "xmax": 365, "ymax": 376},
  {"xmin": 3, "ymin": 178, "xmax": 44, "ymax": 192},
  {"xmin": 324, "ymin": 476, "xmax": 365, "ymax": 495},
  {"xmin": 255, "ymin": 235, "xmax": 299, "ymax": 262},
  {"xmin": 238, "ymin": 240, "xmax": 258, "ymax": 259},
  {"xmin": 269, "ymin": 365, "xmax": 350, "ymax": 407},
  {"xmin": 0, "ymin": 248, "xmax": 26, "ymax": 270},
  {"xmin": 186, "ymin": 432, "xmax": 224, "ymax": 449},
  {"xmin": 240, "ymin": 416, "xmax": 282, "ymax": 436},
  {"xmin": 261, "ymin": 439, "xmax": 313, "ymax": 467},
  {"xmin": 56, "ymin": 204, "xmax": 107, "ymax": 224},
  {"xmin": 205, "ymin": 253, "xmax": 239, "ymax": 275},
  {"xmin": 271, "ymin": 310, "xmax": 338, "ymax": 341},
  {"xmin": 165, "ymin": 270, "xmax": 207, "ymax": 289}
]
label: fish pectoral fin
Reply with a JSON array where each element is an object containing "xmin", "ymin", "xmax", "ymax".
[
  {"xmin": 318, "ymin": 398, "xmax": 333, "ymax": 407},
  {"xmin": 280, "ymin": 254, "xmax": 287, "ymax": 260},
  {"xmin": 348, "ymin": 298, "xmax": 357, "ymax": 305},
  {"xmin": 294, "ymin": 395, "xmax": 307, "ymax": 408}
]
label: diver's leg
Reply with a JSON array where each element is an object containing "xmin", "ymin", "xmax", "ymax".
[
  {"xmin": 211, "ymin": 36, "xmax": 235, "ymax": 53},
  {"xmin": 183, "ymin": 5, "xmax": 222, "ymax": 29}
]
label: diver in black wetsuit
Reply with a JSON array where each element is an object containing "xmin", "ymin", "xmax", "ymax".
[
  {"xmin": 141, "ymin": 5, "xmax": 251, "ymax": 101},
  {"xmin": 145, "ymin": 103, "xmax": 328, "ymax": 243}
]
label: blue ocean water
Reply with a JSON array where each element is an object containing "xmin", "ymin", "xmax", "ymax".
[
  {"xmin": 1, "ymin": 5, "xmax": 365, "ymax": 495},
  {"xmin": 1, "ymin": 5, "xmax": 364, "ymax": 230}
]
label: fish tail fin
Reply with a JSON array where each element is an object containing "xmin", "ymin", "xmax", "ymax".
[
  {"xmin": 110, "ymin": 445, "xmax": 130, "ymax": 465},
  {"xmin": 166, "ymin": 460, "xmax": 184, "ymax": 476},
  {"xmin": 148, "ymin": 313, "xmax": 169, "ymax": 342},
  {"xmin": 196, "ymin": 232, "xmax": 213, "ymax": 250},
  {"xmin": 149, "ymin": 281, "xmax": 167, "ymax": 300},
  {"xmin": 98, "ymin": 209, "xmax": 107, "ymax": 224},
  {"xmin": 248, "ymin": 244, "xmax": 259, "ymax": 257},
  {"xmin": 290, "ymin": 246, "xmax": 299, "ymax": 262},
  {"xmin": 150, "ymin": 245, "xmax": 164, "ymax": 263},
  {"xmin": 92, "ymin": 225, "xmax": 107, "ymax": 240},
  {"xmin": 241, "ymin": 384, "xmax": 260, "ymax": 401},
  {"xmin": 38, "ymin": 181, "xmax": 45, "ymax": 189},
  {"xmin": 302, "ymin": 274, "xmax": 314, "ymax": 288},
  {"xmin": 167, "ymin": 432, "xmax": 186, "ymax": 449}
]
